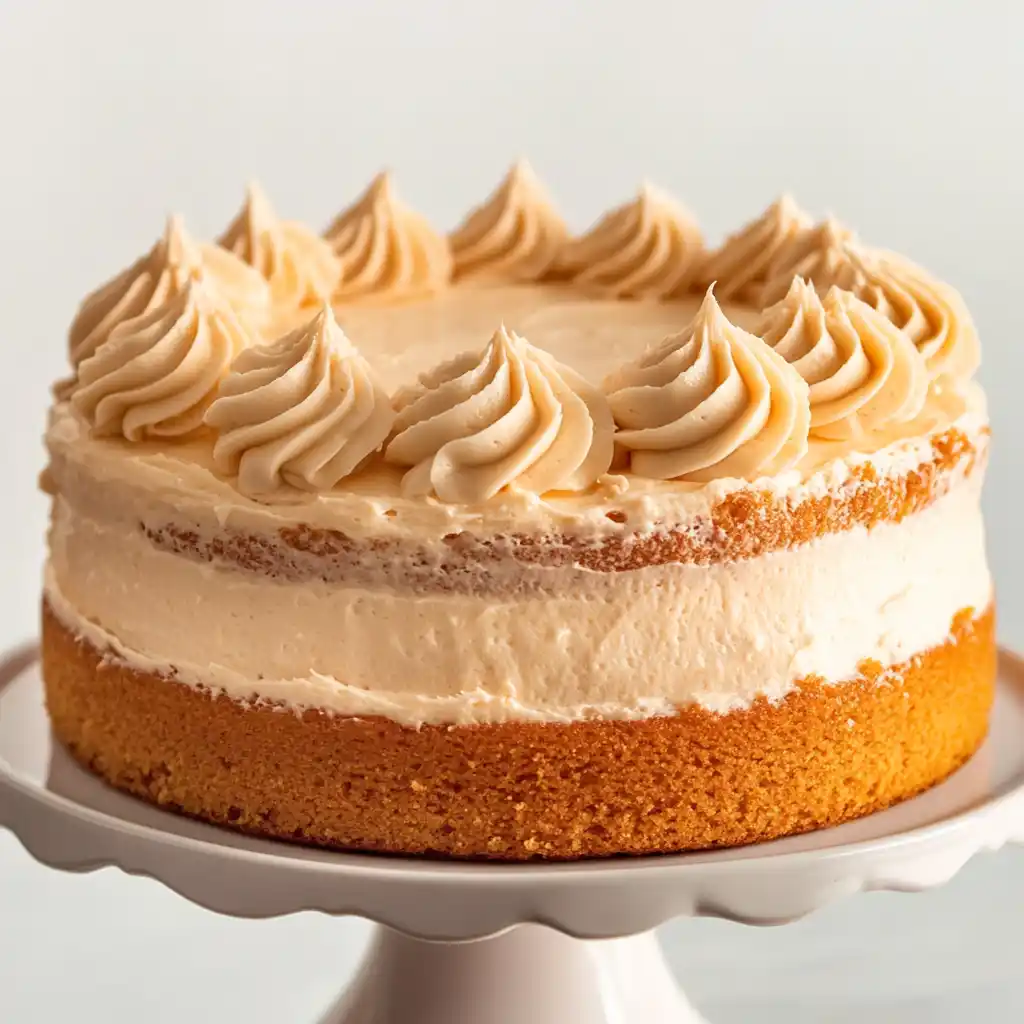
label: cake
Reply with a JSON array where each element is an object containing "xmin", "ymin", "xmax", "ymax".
[{"xmin": 41, "ymin": 162, "xmax": 994, "ymax": 860}]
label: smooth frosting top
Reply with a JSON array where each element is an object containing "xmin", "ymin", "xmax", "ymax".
[
  {"xmin": 51, "ymin": 171, "xmax": 986, "ymax": 521},
  {"xmin": 385, "ymin": 324, "xmax": 615, "ymax": 502},
  {"xmin": 204, "ymin": 305, "xmax": 393, "ymax": 498},
  {"xmin": 698, "ymin": 195, "xmax": 812, "ymax": 301},
  {"xmin": 217, "ymin": 182, "xmax": 342, "ymax": 312},
  {"xmin": 324, "ymin": 172, "xmax": 452, "ymax": 302},
  {"xmin": 71, "ymin": 274, "xmax": 249, "ymax": 441},
  {"xmin": 558, "ymin": 183, "xmax": 704, "ymax": 299},
  {"xmin": 449, "ymin": 159, "xmax": 568, "ymax": 282},
  {"xmin": 68, "ymin": 216, "xmax": 268, "ymax": 367},
  {"xmin": 605, "ymin": 288, "xmax": 810, "ymax": 481},
  {"xmin": 760, "ymin": 279, "xmax": 928, "ymax": 441}
]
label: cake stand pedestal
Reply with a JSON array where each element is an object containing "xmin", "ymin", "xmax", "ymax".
[{"xmin": 2, "ymin": 645, "xmax": 1024, "ymax": 1024}]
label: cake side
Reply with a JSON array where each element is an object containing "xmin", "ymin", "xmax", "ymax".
[
  {"xmin": 42, "ymin": 602, "xmax": 995, "ymax": 859},
  {"xmin": 44, "ymin": 432, "xmax": 990, "ymax": 723}
]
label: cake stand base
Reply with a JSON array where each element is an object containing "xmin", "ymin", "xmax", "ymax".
[
  {"xmin": 2, "ymin": 644, "xmax": 1023, "ymax": 1024},
  {"xmin": 322, "ymin": 926, "xmax": 697, "ymax": 1024}
]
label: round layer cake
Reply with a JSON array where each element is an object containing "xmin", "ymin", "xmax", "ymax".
[{"xmin": 41, "ymin": 165, "xmax": 994, "ymax": 859}]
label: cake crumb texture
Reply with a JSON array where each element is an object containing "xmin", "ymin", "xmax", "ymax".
[{"xmin": 42, "ymin": 603, "xmax": 995, "ymax": 860}]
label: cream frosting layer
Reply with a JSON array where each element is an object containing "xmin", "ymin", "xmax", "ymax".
[
  {"xmin": 45, "ymin": 377, "xmax": 985, "ymax": 546},
  {"xmin": 45, "ymin": 468, "xmax": 991, "ymax": 725}
]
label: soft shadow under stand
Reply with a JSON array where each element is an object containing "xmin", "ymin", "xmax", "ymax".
[{"xmin": 2, "ymin": 644, "xmax": 1023, "ymax": 1023}]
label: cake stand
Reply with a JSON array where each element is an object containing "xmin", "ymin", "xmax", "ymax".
[{"xmin": 2, "ymin": 645, "xmax": 1023, "ymax": 1024}]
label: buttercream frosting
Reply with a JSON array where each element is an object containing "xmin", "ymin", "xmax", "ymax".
[
  {"xmin": 44, "ymin": 470, "xmax": 991, "ymax": 724},
  {"xmin": 759, "ymin": 218, "xmax": 865, "ymax": 307},
  {"xmin": 217, "ymin": 182, "xmax": 342, "ymax": 311},
  {"xmin": 606, "ymin": 289, "xmax": 810, "ymax": 481},
  {"xmin": 204, "ymin": 305, "xmax": 394, "ymax": 498},
  {"xmin": 199, "ymin": 243, "xmax": 273, "ymax": 332},
  {"xmin": 385, "ymin": 325, "xmax": 615, "ymax": 502},
  {"xmin": 70, "ymin": 275, "xmax": 249, "ymax": 441},
  {"xmin": 855, "ymin": 251, "xmax": 981, "ymax": 383},
  {"xmin": 68, "ymin": 216, "xmax": 261, "ymax": 367},
  {"xmin": 759, "ymin": 279, "xmax": 928, "ymax": 440},
  {"xmin": 449, "ymin": 159, "xmax": 568, "ymax": 282},
  {"xmin": 698, "ymin": 195, "xmax": 813, "ymax": 301},
  {"xmin": 558, "ymin": 183, "xmax": 704, "ymax": 299},
  {"xmin": 43, "ymin": 383, "xmax": 986, "ymax": 547},
  {"xmin": 324, "ymin": 172, "xmax": 452, "ymax": 301}
]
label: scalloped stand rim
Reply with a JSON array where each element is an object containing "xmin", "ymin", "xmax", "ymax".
[{"xmin": 1, "ymin": 645, "xmax": 1023, "ymax": 1023}]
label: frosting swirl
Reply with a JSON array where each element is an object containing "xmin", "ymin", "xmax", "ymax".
[
  {"xmin": 205, "ymin": 306, "xmax": 394, "ymax": 497},
  {"xmin": 850, "ymin": 251, "xmax": 980, "ymax": 383},
  {"xmin": 759, "ymin": 279, "xmax": 928, "ymax": 440},
  {"xmin": 558, "ymin": 183, "xmax": 704, "ymax": 300},
  {"xmin": 71, "ymin": 275, "xmax": 248, "ymax": 441},
  {"xmin": 449, "ymin": 159, "xmax": 568, "ymax": 282},
  {"xmin": 605, "ymin": 288, "xmax": 810, "ymax": 481},
  {"xmin": 697, "ymin": 195, "xmax": 812, "ymax": 301},
  {"xmin": 324, "ymin": 172, "xmax": 452, "ymax": 301},
  {"xmin": 385, "ymin": 326, "xmax": 614, "ymax": 502},
  {"xmin": 68, "ymin": 216, "xmax": 268, "ymax": 368},
  {"xmin": 759, "ymin": 218, "xmax": 866, "ymax": 307},
  {"xmin": 217, "ymin": 182, "xmax": 342, "ymax": 311}
]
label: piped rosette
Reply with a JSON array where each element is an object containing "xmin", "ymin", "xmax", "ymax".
[
  {"xmin": 384, "ymin": 325, "xmax": 615, "ymax": 503},
  {"xmin": 758, "ymin": 217, "xmax": 866, "ymax": 308},
  {"xmin": 557, "ymin": 183, "xmax": 704, "ymax": 300},
  {"xmin": 604, "ymin": 288, "xmax": 810, "ymax": 481},
  {"xmin": 449, "ymin": 159, "xmax": 568, "ymax": 283},
  {"xmin": 845, "ymin": 249, "xmax": 980, "ymax": 384},
  {"xmin": 324, "ymin": 171, "xmax": 452, "ymax": 301},
  {"xmin": 204, "ymin": 305, "xmax": 394, "ymax": 499},
  {"xmin": 70, "ymin": 274, "xmax": 250, "ymax": 441},
  {"xmin": 67, "ymin": 215, "xmax": 270, "ymax": 372},
  {"xmin": 758, "ymin": 278, "xmax": 928, "ymax": 441},
  {"xmin": 217, "ymin": 182, "xmax": 342, "ymax": 313},
  {"xmin": 697, "ymin": 194, "xmax": 812, "ymax": 302}
]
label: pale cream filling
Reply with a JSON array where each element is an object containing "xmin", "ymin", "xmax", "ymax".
[{"xmin": 45, "ymin": 473, "xmax": 991, "ymax": 726}]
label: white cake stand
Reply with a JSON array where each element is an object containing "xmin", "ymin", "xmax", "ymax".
[{"xmin": 2, "ymin": 645, "xmax": 1023, "ymax": 1024}]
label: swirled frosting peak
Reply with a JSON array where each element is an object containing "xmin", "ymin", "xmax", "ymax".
[
  {"xmin": 384, "ymin": 325, "xmax": 614, "ymax": 502},
  {"xmin": 849, "ymin": 250, "xmax": 980, "ymax": 383},
  {"xmin": 68, "ymin": 216, "xmax": 268, "ymax": 369},
  {"xmin": 71, "ymin": 274, "xmax": 249, "ymax": 441},
  {"xmin": 759, "ymin": 279, "xmax": 928, "ymax": 441},
  {"xmin": 324, "ymin": 171, "xmax": 452, "ymax": 302},
  {"xmin": 449, "ymin": 159, "xmax": 568, "ymax": 282},
  {"xmin": 204, "ymin": 305, "xmax": 394, "ymax": 498},
  {"xmin": 558, "ymin": 182, "xmax": 704, "ymax": 300},
  {"xmin": 216, "ymin": 182, "xmax": 342, "ymax": 311},
  {"xmin": 698, "ymin": 194, "xmax": 813, "ymax": 301},
  {"xmin": 605, "ymin": 288, "xmax": 810, "ymax": 481},
  {"xmin": 759, "ymin": 217, "xmax": 866, "ymax": 307}
]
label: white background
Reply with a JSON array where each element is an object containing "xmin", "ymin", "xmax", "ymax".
[{"xmin": 1, "ymin": 1, "xmax": 1022, "ymax": 1020}]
